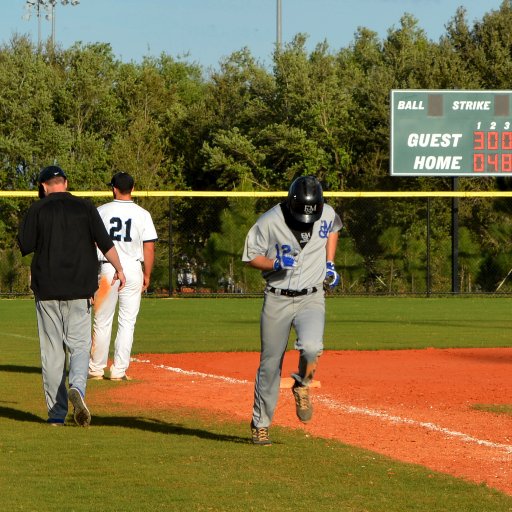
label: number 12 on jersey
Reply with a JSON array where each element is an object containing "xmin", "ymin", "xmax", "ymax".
[{"xmin": 275, "ymin": 243, "xmax": 293, "ymax": 257}]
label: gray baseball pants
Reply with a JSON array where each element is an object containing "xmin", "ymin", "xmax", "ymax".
[
  {"xmin": 252, "ymin": 289, "xmax": 325, "ymax": 428},
  {"xmin": 35, "ymin": 299, "xmax": 92, "ymax": 421}
]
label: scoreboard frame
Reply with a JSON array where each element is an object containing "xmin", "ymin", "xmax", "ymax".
[{"xmin": 390, "ymin": 89, "xmax": 512, "ymax": 176}]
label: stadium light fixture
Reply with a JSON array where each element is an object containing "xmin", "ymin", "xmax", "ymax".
[{"xmin": 23, "ymin": 0, "xmax": 80, "ymax": 49}]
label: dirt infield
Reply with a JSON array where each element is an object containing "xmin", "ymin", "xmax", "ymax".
[{"xmin": 93, "ymin": 347, "xmax": 512, "ymax": 495}]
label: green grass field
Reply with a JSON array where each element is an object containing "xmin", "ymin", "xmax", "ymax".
[{"xmin": 1, "ymin": 297, "xmax": 512, "ymax": 511}]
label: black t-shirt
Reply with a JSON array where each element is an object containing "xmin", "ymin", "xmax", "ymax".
[
  {"xmin": 18, "ymin": 192, "xmax": 114, "ymax": 300},
  {"xmin": 280, "ymin": 202, "xmax": 313, "ymax": 249}
]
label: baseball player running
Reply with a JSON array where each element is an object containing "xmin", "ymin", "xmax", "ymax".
[
  {"xmin": 243, "ymin": 175, "xmax": 342, "ymax": 445},
  {"xmin": 89, "ymin": 172, "xmax": 158, "ymax": 381}
]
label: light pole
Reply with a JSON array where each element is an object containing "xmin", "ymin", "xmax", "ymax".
[
  {"xmin": 23, "ymin": 0, "xmax": 80, "ymax": 50},
  {"xmin": 52, "ymin": 0, "xmax": 80, "ymax": 48},
  {"xmin": 276, "ymin": 0, "xmax": 282, "ymax": 49}
]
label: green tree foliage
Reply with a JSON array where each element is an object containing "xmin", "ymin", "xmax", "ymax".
[
  {"xmin": 458, "ymin": 226, "xmax": 483, "ymax": 292},
  {"xmin": 202, "ymin": 193, "xmax": 259, "ymax": 292},
  {"xmin": 377, "ymin": 226, "xmax": 404, "ymax": 293},
  {"xmin": 4, "ymin": 3, "xmax": 512, "ymax": 293}
]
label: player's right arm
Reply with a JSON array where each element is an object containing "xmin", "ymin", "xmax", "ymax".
[
  {"xmin": 243, "ymin": 216, "xmax": 296, "ymax": 272},
  {"xmin": 247, "ymin": 255, "xmax": 276, "ymax": 272},
  {"xmin": 248, "ymin": 253, "xmax": 297, "ymax": 272},
  {"xmin": 103, "ymin": 246, "xmax": 126, "ymax": 291}
]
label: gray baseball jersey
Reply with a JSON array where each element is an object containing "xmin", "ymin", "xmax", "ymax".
[
  {"xmin": 243, "ymin": 201, "xmax": 342, "ymax": 428},
  {"xmin": 242, "ymin": 202, "xmax": 342, "ymax": 288}
]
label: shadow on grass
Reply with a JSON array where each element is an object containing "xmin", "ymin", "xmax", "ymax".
[
  {"xmin": 0, "ymin": 364, "xmax": 41, "ymax": 374},
  {"xmin": 92, "ymin": 415, "xmax": 251, "ymax": 444},
  {"xmin": 0, "ymin": 406, "xmax": 45, "ymax": 423},
  {"xmin": 0, "ymin": 406, "xmax": 251, "ymax": 444}
]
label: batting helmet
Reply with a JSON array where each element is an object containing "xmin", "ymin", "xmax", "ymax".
[{"xmin": 286, "ymin": 176, "xmax": 324, "ymax": 224}]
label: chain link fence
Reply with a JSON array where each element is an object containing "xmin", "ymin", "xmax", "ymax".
[{"xmin": 2, "ymin": 192, "xmax": 512, "ymax": 297}]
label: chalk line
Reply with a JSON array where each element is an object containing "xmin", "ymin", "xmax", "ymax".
[
  {"xmin": 132, "ymin": 357, "xmax": 512, "ymax": 455},
  {"xmin": 132, "ymin": 358, "xmax": 251, "ymax": 385},
  {"xmin": 315, "ymin": 396, "xmax": 512, "ymax": 455}
]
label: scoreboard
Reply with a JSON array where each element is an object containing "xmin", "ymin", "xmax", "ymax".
[{"xmin": 390, "ymin": 89, "xmax": 512, "ymax": 176}]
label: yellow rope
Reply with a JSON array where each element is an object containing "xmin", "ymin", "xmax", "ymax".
[{"xmin": 3, "ymin": 190, "xmax": 512, "ymax": 198}]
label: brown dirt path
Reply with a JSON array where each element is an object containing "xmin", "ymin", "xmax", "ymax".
[{"xmin": 92, "ymin": 347, "xmax": 512, "ymax": 495}]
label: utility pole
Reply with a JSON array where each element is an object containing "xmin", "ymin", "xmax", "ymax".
[{"xmin": 276, "ymin": 0, "xmax": 282, "ymax": 49}]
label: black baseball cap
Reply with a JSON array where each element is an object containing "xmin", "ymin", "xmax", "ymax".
[
  {"xmin": 38, "ymin": 165, "xmax": 67, "ymax": 184},
  {"xmin": 108, "ymin": 172, "xmax": 134, "ymax": 192}
]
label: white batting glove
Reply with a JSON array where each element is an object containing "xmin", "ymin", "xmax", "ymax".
[
  {"xmin": 273, "ymin": 254, "xmax": 297, "ymax": 271},
  {"xmin": 325, "ymin": 261, "xmax": 340, "ymax": 288}
]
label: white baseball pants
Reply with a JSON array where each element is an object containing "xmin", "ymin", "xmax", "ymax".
[{"xmin": 90, "ymin": 260, "xmax": 143, "ymax": 379}]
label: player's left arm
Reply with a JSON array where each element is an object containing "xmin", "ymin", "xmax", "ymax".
[
  {"xmin": 142, "ymin": 241, "xmax": 155, "ymax": 292},
  {"xmin": 326, "ymin": 231, "xmax": 339, "ymax": 262},
  {"xmin": 325, "ymin": 230, "xmax": 341, "ymax": 289}
]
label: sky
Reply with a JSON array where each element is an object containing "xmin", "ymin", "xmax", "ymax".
[{"xmin": 0, "ymin": 0, "xmax": 505, "ymax": 71}]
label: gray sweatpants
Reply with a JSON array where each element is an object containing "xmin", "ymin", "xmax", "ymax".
[
  {"xmin": 35, "ymin": 299, "xmax": 92, "ymax": 421},
  {"xmin": 252, "ymin": 289, "xmax": 325, "ymax": 428}
]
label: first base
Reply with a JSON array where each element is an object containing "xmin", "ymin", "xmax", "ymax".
[{"xmin": 280, "ymin": 377, "xmax": 321, "ymax": 389}]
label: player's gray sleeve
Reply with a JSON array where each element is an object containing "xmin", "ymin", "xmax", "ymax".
[
  {"xmin": 333, "ymin": 212, "xmax": 342, "ymax": 232},
  {"xmin": 242, "ymin": 224, "xmax": 268, "ymax": 262}
]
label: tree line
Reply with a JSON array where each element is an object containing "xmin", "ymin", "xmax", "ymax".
[{"xmin": 2, "ymin": 1, "xmax": 512, "ymax": 294}]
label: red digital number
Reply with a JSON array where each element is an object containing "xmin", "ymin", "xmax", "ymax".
[
  {"xmin": 502, "ymin": 154, "xmax": 512, "ymax": 172},
  {"xmin": 487, "ymin": 153, "xmax": 499, "ymax": 171},
  {"xmin": 473, "ymin": 153, "xmax": 485, "ymax": 172},
  {"xmin": 503, "ymin": 132, "xmax": 512, "ymax": 150},
  {"xmin": 473, "ymin": 131, "xmax": 485, "ymax": 150},
  {"xmin": 487, "ymin": 132, "xmax": 499, "ymax": 150}
]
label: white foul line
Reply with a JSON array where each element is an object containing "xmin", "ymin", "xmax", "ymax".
[
  {"xmin": 132, "ymin": 358, "xmax": 251, "ymax": 385},
  {"xmin": 315, "ymin": 396, "xmax": 512, "ymax": 455},
  {"xmin": 0, "ymin": 332, "xmax": 37, "ymax": 341},
  {"xmin": 132, "ymin": 357, "xmax": 512, "ymax": 455}
]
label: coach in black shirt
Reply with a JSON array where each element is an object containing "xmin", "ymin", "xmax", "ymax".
[{"xmin": 18, "ymin": 165, "xmax": 126, "ymax": 427}]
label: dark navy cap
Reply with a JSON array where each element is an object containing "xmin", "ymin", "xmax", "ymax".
[
  {"xmin": 108, "ymin": 172, "xmax": 134, "ymax": 192},
  {"xmin": 38, "ymin": 165, "xmax": 67, "ymax": 184}
]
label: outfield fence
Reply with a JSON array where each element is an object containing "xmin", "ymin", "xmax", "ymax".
[{"xmin": 2, "ymin": 190, "xmax": 512, "ymax": 297}]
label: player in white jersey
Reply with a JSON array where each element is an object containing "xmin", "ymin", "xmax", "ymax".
[
  {"xmin": 89, "ymin": 172, "xmax": 158, "ymax": 381},
  {"xmin": 242, "ymin": 176, "xmax": 342, "ymax": 445}
]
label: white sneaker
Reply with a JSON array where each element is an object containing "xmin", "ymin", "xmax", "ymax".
[
  {"xmin": 109, "ymin": 374, "xmax": 132, "ymax": 381},
  {"xmin": 87, "ymin": 372, "xmax": 104, "ymax": 380}
]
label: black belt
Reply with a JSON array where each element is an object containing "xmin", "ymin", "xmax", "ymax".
[{"xmin": 267, "ymin": 286, "xmax": 317, "ymax": 297}]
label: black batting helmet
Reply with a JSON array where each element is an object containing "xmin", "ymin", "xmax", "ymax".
[{"xmin": 286, "ymin": 176, "xmax": 324, "ymax": 224}]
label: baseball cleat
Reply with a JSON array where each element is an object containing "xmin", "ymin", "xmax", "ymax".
[
  {"xmin": 250, "ymin": 422, "xmax": 272, "ymax": 446},
  {"xmin": 68, "ymin": 387, "xmax": 91, "ymax": 427},
  {"xmin": 292, "ymin": 384, "xmax": 313, "ymax": 423}
]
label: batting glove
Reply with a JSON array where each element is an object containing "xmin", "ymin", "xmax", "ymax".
[
  {"xmin": 325, "ymin": 261, "xmax": 340, "ymax": 288},
  {"xmin": 273, "ymin": 254, "xmax": 297, "ymax": 271}
]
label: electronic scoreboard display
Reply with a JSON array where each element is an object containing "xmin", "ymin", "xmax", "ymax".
[{"xmin": 390, "ymin": 89, "xmax": 512, "ymax": 176}]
